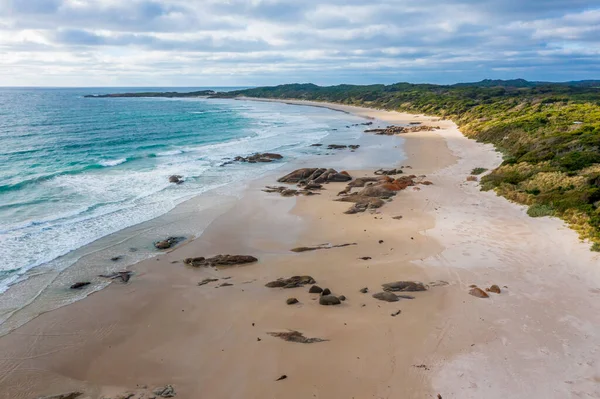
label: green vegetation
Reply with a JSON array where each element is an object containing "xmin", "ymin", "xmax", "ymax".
[
  {"xmin": 214, "ymin": 79, "xmax": 600, "ymax": 249},
  {"xmin": 527, "ymin": 204, "xmax": 555, "ymax": 218},
  {"xmin": 471, "ymin": 167, "xmax": 488, "ymax": 175}
]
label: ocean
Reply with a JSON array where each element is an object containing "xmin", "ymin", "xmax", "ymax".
[{"xmin": 0, "ymin": 87, "xmax": 393, "ymax": 333}]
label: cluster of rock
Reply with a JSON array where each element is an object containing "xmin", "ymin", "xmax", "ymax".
[
  {"xmin": 469, "ymin": 284, "xmax": 502, "ymax": 298},
  {"xmin": 183, "ymin": 254, "xmax": 258, "ymax": 267},
  {"xmin": 154, "ymin": 236, "xmax": 185, "ymax": 250},
  {"xmin": 277, "ymin": 168, "xmax": 352, "ymax": 184},
  {"xmin": 371, "ymin": 281, "xmax": 427, "ymax": 302},
  {"xmin": 374, "ymin": 168, "xmax": 402, "ymax": 175},
  {"xmin": 364, "ymin": 125, "xmax": 440, "ymax": 135},
  {"xmin": 336, "ymin": 174, "xmax": 428, "ymax": 214},
  {"xmin": 234, "ymin": 153, "xmax": 283, "ymax": 163}
]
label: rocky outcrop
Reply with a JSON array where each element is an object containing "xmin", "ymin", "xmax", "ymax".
[
  {"xmin": 266, "ymin": 276, "xmax": 316, "ymax": 288},
  {"xmin": 374, "ymin": 168, "xmax": 402, "ymax": 175},
  {"xmin": 184, "ymin": 255, "xmax": 257, "ymax": 267},
  {"xmin": 234, "ymin": 153, "xmax": 283, "ymax": 163},
  {"xmin": 277, "ymin": 168, "xmax": 352, "ymax": 184},
  {"xmin": 382, "ymin": 281, "xmax": 427, "ymax": 292},
  {"xmin": 364, "ymin": 125, "xmax": 440, "ymax": 135},
  {"xmin": 335, "ymin": 174, "xmax": 426, "ymax": 214},
  {"xmin": 154, "ymin": 236, "xmax": 185, "ymax": 250}
]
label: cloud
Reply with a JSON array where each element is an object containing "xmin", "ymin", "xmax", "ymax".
[{"xmin": 0, "ymin": 0, "xmax": 598, "ymax": 86}]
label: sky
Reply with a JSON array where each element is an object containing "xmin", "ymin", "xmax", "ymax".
[{"xmin": 0, "ymin": 0, "xmax": 598, "ymax": 87}]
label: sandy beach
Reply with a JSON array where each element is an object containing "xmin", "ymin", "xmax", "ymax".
[{"xmin": 1, "ymin": 100, "xmax": 600, "ymax": 399}]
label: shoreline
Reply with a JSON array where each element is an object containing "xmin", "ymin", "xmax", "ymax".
[{"xmin": 2, "ymin": 100, "xmax": 600, "ymax": 399}]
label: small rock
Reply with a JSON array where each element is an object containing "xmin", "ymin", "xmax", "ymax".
[
  {"xmin": 218, "ymin": 282, "xmax": 233, "ymax": 287},
  {"xmin": 469, "ymin": 287, "xmax": 489, "ymax": 298},
  {"xmin": 110, "ymin": 256, "xmax": 123, "ymax": 261},
  {"xmin": 322, "ymin": 288, "xmax": 331, "ymax": 296},
  {"xmin": 319, "ymin": 295, "xmax": 341, "ymax": 306},
  {"xmin": 359, "ymin": 256, "xmax": 372, "ymax": 260},
  {"xmin": 392, "ymin": 216, "xmax": 403, "ymax": 220},
  {"xmin": 286, "ymin": 298, "xmax": 299, "ymax": 305},
  {"xmin": 309, "ymin": 285, "xmax": 323, "ymax": 293},
  {"xmin": 359, "ymin": 287, "xmax": 368, "ymax": 293},
  {"xmin": 486, "ymin": 285, "xmax": 501, "ymax": 294},
  {"xmin": 154, "ymin": 236, "xmax": 185, "ymax": 250},
  {"xmin": 70, "ymin": 282, "xmax": 90, "ymax": 290},
  {"xmin": 378, "ymin": 240, "xmax": 384, "ymax": 244},
  {"xmin": 276, "ymin": 375, "xmax": 287, "ymax": 381},
  {"xmin": 338, "ymin": 295, "xmax": 346, "ymax": 301},
  {"xmin": 391, "ymin": 310, "xmax": 401, "ymax": 317},
  {"xmin": 372, "ymin": 291, "xmax": 399, "ymax": 302},
  {"xmin": 198, "ymin": 278, "xmax": 219, "ymax": 286}
]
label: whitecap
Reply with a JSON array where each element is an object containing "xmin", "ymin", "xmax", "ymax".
[{"xmin": 99, "ymin": 158, "xmax": 127, "ymax": 167}]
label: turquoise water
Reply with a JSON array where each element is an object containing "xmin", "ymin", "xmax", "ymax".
[{"xmin": 0, "ymin": 88, "xmax": 367, "ymax": 293}]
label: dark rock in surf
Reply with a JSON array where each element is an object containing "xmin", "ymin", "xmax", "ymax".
[{"xmin": 70, "ymin": 282, "xmax": 90, "ymax": 290}]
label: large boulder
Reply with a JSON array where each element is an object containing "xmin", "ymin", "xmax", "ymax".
[
  {"xmin": 169, "ymin": 175, "xmax": 183, "ymax": 184},
  {"xmin": 319, "ymin": 295, "xmax": 341, "ymax": 305}
]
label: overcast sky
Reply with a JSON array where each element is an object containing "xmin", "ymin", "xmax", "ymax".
[{"xmin": 0, "ymin": 0, "xmax": 598, "ymax": 86}]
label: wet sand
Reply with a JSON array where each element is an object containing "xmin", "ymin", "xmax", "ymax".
[{"xmin": 1, "ymin": 101, "xmax": 600, "ymax": 399}]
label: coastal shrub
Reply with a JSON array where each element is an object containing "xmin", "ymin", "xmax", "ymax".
[
  {"xmin": 591, "ymin": 242, "xmax": 600, "ymax": 252},
  {"xmin": 471, "ymin": 167, "xmax": 487, "ymax": 175},
  {"xmin": 527, "ymin": 204, "xmax": 555, "ymax": 218}
]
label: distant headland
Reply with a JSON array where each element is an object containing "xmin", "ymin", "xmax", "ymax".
[{"xmin": 84, "ymin": 90, "xmax": 216, "ymax": 98}]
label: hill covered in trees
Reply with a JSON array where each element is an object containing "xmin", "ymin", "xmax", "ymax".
[{"xmin": 216, "ymin": 80, "xmax": 600, "ymax": 249}]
